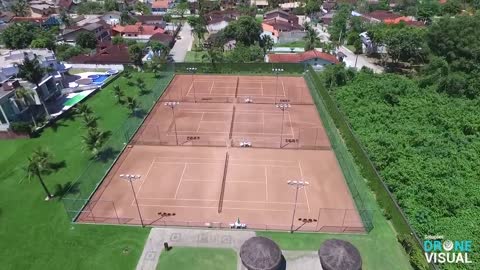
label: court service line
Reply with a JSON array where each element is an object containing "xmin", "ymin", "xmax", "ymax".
[
  {"xmin": 153, "ymin": 161, "xmax": 223, "ymax": 166},
  {"xmin": 138, "ymin": 204, "xmax": 293, "ymax": 212},
  {"xmin": 281, "ymin": 80, "xmax": 286, "ymax": 96},
  {"xmin": 287, "ymin": 112, "xmax": 295, "ymax": 137},
  {"xmin": 185, "ymin": 81, "xmax": 194, "ymax": 96},
  {"xmin": 154, "ymin": 156, "xmax": 225, "ymax": 161},
  {"xmin": 137, "ymin": 196, "xmax": 308, "ymax": 205},
  {"xmin": 209, "ymin": 81, "xmax": 215, "ymax": 94},
  {"xmin": 264, "ymin": 166, "xmax": 269, "ymax": 201},
  {"xmin": 133, "ymin": 160, "xmax": 156, "ymax": 205},
  {"xmin": 298, "ymin": 160, "xmax": 311, "ymax": 212},
  {"xmin": 174, "ymin": 163, "xmax": 187, "ymax": 199}
]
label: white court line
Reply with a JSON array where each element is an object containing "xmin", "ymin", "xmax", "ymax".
[
  {"xmin": 200, "ymin": 112, "xmax": 204, "ymax": 121},
  {"xmin": 264, "ymin": 166, "xmax": 269, "ymax": 201},
  {"xmin": 185, "ymin": 81, "xmax": 194, "ymax": 96},
  {"xmin": 137, "ymin": 196, "xmax": 307, "ymax": 205},
  {"xmin": 132, "ymin": 160, "xmax": 156, "ymax": 206},
  {"xmin": 261, "ymin": 81, "xmax": 264, "ymax": 96},
  {"xmin": 153, "ymin": 161, "xmax": 223, "ymax": 165},
  {"xmin": 281, "ymin": 80, "xmax": 286, "ymax": 96},
  {"xmin": 138, "ymin": 204, "xmax": 293, "ymax": 212},
  {"xmin": 287, "ymin": 112, "xmax": 295, "ymax": 138},
  {"xmin": 154, "ymin": 157, "xmax": 225, "ymax": 161},
  {"xmin": 298, "ymin": 160, "xmax": 311, "ymax": 212},
  {"xmin": 209, "ymin": 81, "xmax": 215, "ymax": 94},
  {"xmin": 174, "ymin": 163, "xmax": 187, "ymax": 199}
]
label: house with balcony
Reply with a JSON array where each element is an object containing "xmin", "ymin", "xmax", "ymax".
[
  {"xmin": 61, "ymin": 22, "xmax": 111, "ymax": 44},
  {"xmin": 261, "ymin": 9, "xmax": 304, "ymax": 43},
  {"xmin": 0, "ymin": 49, "xmax": 68, "ymax": 131},
  {"xmin": 151, "ymin": 0, "xmax": 172, "ymax": 15},
  {"xmin": 204, "ymin": 9, "xmax": 240, "ymax": 33}
]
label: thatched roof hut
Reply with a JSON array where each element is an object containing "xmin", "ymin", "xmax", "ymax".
[
  {"xmin": 318, "ymin": 239, "xmax": 362, "ymax": 270},
  {"xmin": 240, "ymin": 237, "xmax": 283, "ymax": 270}
]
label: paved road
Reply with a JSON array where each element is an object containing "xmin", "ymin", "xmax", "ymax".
[
  {"xmin": 339, "ymin": 46, "xmax": 384, "ymax": 73},
  {"xmin": 170, "ymin": 22, "xmax": 193, "ymax": 62}
]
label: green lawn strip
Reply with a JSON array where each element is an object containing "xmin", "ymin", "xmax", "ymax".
[
  {"xmin": 185, "ymin": 51, "xmax": 207, "ymax": 62},
  {"xmin": 156, "ymin": 247, "xmax": 237, "ymax": 270},
  {"xmin": 0, "ymin": 72, "xmax": 173, "ymax": 270},
  {"xmin": 274, "ymin": 40, "xmax": 306, "ymax": 48}
]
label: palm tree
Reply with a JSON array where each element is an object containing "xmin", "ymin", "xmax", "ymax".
[
  {"xmin": 81, "ymin": 114, "xmax": 98, "ymax": 129},
  {"xmin": 14, "ymin": 87, "xmax": 38, "ymax": 127},
  {"xmin": 17, "ymin": 55, "xmax": 50, "ymax": 119},
  {"xmin": 82, "ymin": 128, "xmax": 110, "ymax": 156},
  {"xmin": 112, "ymin": 85, "xmax": 125, "ymax": 103},
  {"xmin": 125, "ymin": 96, "xmax": 138, "ymax": 115},
  {"xmin": 202, "ymin": 48, "xmax": 224, "ymax": 66},
  {"xmin": 304, "ymin": 25, "xmax": 320, "ymax": 51},
  {"xmin": 26, "ymin": 148, "xmax": 54, "ymax": 200},
  {"xmin": 259, "ymin": 35, "xmax": 274, "ymax": 57},
  {"xmin": 10, "ymin": 0, "xmax": 29, "ymax": 16},
  {"xmin": 73, "ymin": 103, "xmax": 93, "ymax": 117}
]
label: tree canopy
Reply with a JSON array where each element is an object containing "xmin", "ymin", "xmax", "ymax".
[
  {"xmin": 1, "ymin": 23, "xmax": 40, "ymax": 49},
  {"xmin": 76, "ymin": 32, "xmax": 98, "ymax": 49},
  {"xmin": 223, "ymin": 16, "xmax": 262, "ymax": 46}
]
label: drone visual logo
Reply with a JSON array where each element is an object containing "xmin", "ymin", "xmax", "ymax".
[{"xmin": 423, "ymin": 238, "xmax": 473, "ymax": 264}]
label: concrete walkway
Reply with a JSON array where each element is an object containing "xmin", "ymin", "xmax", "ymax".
[
  {"xmin": 136, "ymin": 228, "xmax": 255, "ymax": 270},
  {"xmin": 170, "ymin": 23, "xmax": 193, "ymax": 62},
  {"xmin": 136, "ymin": 227, "xmax": 323, "ymax": 270}
]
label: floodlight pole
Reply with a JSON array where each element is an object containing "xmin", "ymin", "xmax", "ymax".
[
  {"xmin": 120, "ymin": 174, "xmax": 145, "ymax": 228},
  {"xmin": 276, "ymin": 102, "xmax": 290, "ymax": 148},
  {"xmin": 272, "ymin": 68, "xmax": 284, "ymax": 105},
  {"xmin": 187, "ymin": 67, "xmax": 197, "ymax": 103},
  {"xmin": 287, "ymin": 180, "xmax": 309, "ymax": 233},
  {"xmin": 164, "ymin": 101, "xmax": 180, "ymax": 145}
]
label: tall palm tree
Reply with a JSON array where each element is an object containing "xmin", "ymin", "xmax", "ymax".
[
  {"xmin": 82, "ymin": 128, "xmax": 110, "ymax": 157},
  {"xmin": 112, "ymin": 85, "xmax": 125, "ymax": 103},
  {"xmin": 304, "ymin": 26, "xmax": 320, "ymax": 51},
  {"xmin": 125, "ymin": 96, "xmax": 138, "ymax": 115},
  {"xmin": 14, "ymin": 87, "xmax": 38, "ymax": 127},
  {"xmin": 26, "ymin": 148, "xmax": 54, "ymax": 200},
  {"xmin": 81, "ymin": 114, "xmax": 98, "ymax": 129},
  {"xmin": 73, "ymin": 103, "xmax": 93, "ymax": 117},
  {"xmin": 17, "ymin": 55, "xmax": 50, "ymax": 119}
]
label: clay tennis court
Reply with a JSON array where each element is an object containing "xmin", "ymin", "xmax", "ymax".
[
  {"xmin": 78, "ymin": 74, "xmax": 364, "ymax": 233},
  {"xmin": 162, "ymin": 74, "xmax": 313, "ymax": 104}
]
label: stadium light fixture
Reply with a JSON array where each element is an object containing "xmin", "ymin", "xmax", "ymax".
[
  {"xmin": 276, "ymin": 102, "xmax": 291, "ymax": 148},
  {"xmin": 164, "ymin": 101, "xmax": 180, "ymax": 145},
  {"xmin": 287, "ymin": 180, "xmax": 309, "ymax": 233},
  {"xmin": 120, "ymin": 174, "xmax": 144, "ymax": 227}
]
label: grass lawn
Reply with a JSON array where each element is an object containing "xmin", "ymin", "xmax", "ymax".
[
  {"xmin": 274, "ymin": 40, "xmax": 306, "ymax": 48},
  {"xmin": 68, "ymin": 68, "xmax": 109, "ymax": 75},
  {"xmin": 0, "ymin": 71, "xmax": 173, "ymax": 270},
  {"xmin": 156, "ymin": 247, "xmax": 237, "ymax": 270},
  {"xmin": 185, "ymin": 51, "xmax": 207, "ymax": 62}
]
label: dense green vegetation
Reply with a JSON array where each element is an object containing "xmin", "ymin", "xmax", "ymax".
[
  {"xmin": 324, "ymin": 69, "xmax": 479, "ymax": 270},
  {"xmin": 0, "ymin": 72, "xmax": 173, "ymax": 270},
  {"xmin": 156, "ymin": 247, "xmax": 237, "ymax": 270}
]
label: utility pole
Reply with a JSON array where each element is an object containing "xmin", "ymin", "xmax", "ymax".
[
  {"xmin": 276, "ymin": 102, "xmax": 290, "ymax": 148},
  {"xmin": 120, "ymin": 174, "xmax": 145, "ymax": 227},
  {"xmin": 164, "ymin": 101, "xmax": 180, "ymax": 145},
  {"xmin": 287, "ymin": 180, "xmax": 309, "ymax": 233}
]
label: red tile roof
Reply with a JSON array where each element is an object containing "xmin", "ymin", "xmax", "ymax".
[
  {"xmin": 149, "ymin": 32, "xmax": 174, "ymax": 46},
  {"xmin": 152, "ymin": 0, "xmax": 169, "ymax": 9},
  {"xmin": 112, "ymin": 22, "xmax": 165, "ymax": 35},
  {"xmin": 263, "ymin": 18, "xmax": 303, "ymax": 31},
  {"xmin": 268, "ymin": 50, "xmax": 339, "ymax": 64},
  {"xmin": 69, "ymin": 43, "xmax": 133, "ymax": 64},
  {"xmin": 366, "ymin": 10, "xmax": 402, "ymax": 21}
]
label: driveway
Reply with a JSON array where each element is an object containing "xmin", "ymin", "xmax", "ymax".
[
  {"xmin": 339, "ymin": 46, "xmax": 384, "ymax": 73},
  {"xmin": 170, "ymin": 22, "xmax": 193, "ymax": 62}
]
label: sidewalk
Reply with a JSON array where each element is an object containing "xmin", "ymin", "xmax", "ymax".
[{"xmin": 135, "ymin": 227, "xmax": 323, "ymax": 270}]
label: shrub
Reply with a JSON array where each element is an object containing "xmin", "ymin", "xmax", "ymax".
[
  {"xmin": 10, "ymin": 121, "xmax": 32, "ymax": 134},
  {"xmin": 398, "ymin": 234, "xmax": 429, "ymax": 270}
]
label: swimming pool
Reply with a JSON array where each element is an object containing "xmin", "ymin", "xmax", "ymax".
[{"xmin": 88, "ymin": 74, "xmax": 110, "ymax": 85}]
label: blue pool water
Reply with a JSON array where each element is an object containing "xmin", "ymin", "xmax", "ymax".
[{"xmin": 88, "ymin": 74, "xmax": 110, "ymax": 85}]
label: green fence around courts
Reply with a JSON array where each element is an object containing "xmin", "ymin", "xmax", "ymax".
[
  {"xmin": 62, "ymin": 72, "xmax": 174, "ymax": 221},
  {"xmin": 303, "ymin": 66, "xmax": 433, "ymax": 269},
  {"xmin": 161, "ymin": 62, "xmax": 308, "ymax": 75}
]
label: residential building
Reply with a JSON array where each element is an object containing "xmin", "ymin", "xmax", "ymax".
[
  {"xmin": 61, "ymin": 22, "xmax": 111, "ymax": 44},
  {"xmin": 29, "ymin": 0, "xmax": 58, "ymax": 17},
  {"xmin": 11, "ymin": 15, "xmax": 61, "ymax": 28},
  {"xmin": 101, "ymin": 11, "xmax": 121, "ymax": 26},
  {"xmin": 204, "ymin": 9, "xmax": 240, "ymax": 33},
  {"xmin": 267, "ymin": 50, "xmax": 339, "ymax": 69},
  {"xmin": 250, "ymin": 0, "xmax": 268, "ymax": 9},
  {"xmin": 0, "ymin": 49, "xmax": 68, "ymax": 131},
  {"xmin": 112, "ymin": 22, "xmax": 166, "ymax": 42},
  {"xmin": 0, "ymin": 11, "xmax": 14, "ymax": 24},
  {"xmin": 69, "ymin": 41, "xmax": 133, "ymax": 64},
  {"xmin": 355, "ymin": 10, "xmax": 425, "ymax": 27},
  {"xmin": 151, "ymin": 0, "xmax": 172, "ymax": 15},
  {"xmin": 149, "ymin": 32, "xmax": 175, "ymax": 47},
  {"xmin": 262, "ymin": 9, "xmax": 304, "ymax": 43},
  {"xmin": 134, "ymin": 15, "xmax": 166, "ymax": 27}
]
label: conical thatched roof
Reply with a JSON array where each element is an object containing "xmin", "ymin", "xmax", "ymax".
[
  {"xmin": 240, "ymin": 237, "xmax": 282, "ymax": 270},
  {"xmin": 318, "ymin": 239, "xmax": 362, "ymax": 270}
]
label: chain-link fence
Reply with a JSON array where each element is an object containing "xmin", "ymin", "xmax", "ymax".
[{"xmin": 61, "ymin": 71, "xmax": 175, "ymax": 221}]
